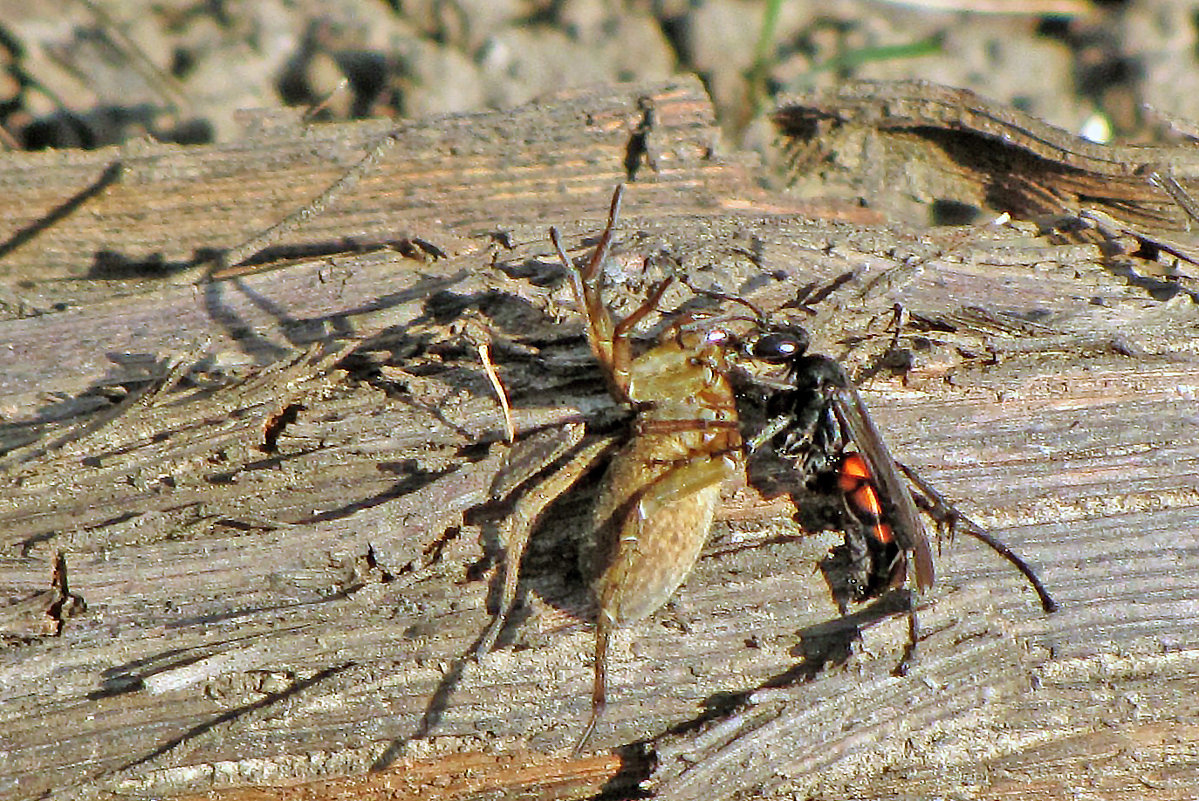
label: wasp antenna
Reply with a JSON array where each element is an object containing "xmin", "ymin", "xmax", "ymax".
[
  {"xmin": 956, "ymin": 522, "xmax": 1058, "ymax": 613},
  {"xmin": 678, "ymin": 275, "xmax": 770, "ymax": 323}
]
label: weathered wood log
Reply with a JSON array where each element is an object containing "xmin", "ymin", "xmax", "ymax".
[{"xmin": 2, "ymin": 77, "xmax": 1198, "ymax": 800}]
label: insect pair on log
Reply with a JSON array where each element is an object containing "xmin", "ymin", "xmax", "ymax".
[{"xmin": 476, "ymin": 185, "xmax": 1056, "ymax": 754}]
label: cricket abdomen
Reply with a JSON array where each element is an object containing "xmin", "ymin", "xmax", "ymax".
[
  {"xmin": 588, "ymin": 437, "xmax": 733, "ymax": 626},
  {"xmin": 584, "ymin": 334, "xmax": 743, "ymax": 627}
]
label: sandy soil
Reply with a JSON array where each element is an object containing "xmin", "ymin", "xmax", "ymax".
[{"xmin": 2, "ymin": 0, "xmax": 1195, "ymax": 157}]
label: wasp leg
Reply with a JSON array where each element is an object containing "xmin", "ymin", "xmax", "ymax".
[
  {"xmin": 895, "ymin": 590, "xmax": 920, "ymax": 676},
  {"xmin": 475, "ymin": 434, "xmax": 616, "ymax": 658},
  {"xmin": 898, "ymin": 463, "xmax": 1058, "ymax": 613}
]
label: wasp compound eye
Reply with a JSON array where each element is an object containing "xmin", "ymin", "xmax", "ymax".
[{"xmin": 750, "ymin": 329, "xmax": 809, "ymax": 364}]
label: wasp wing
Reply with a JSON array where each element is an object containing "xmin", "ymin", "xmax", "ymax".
[{"xmin": 821, "ymin": 358, "xmax": 935, "ymax": 593}]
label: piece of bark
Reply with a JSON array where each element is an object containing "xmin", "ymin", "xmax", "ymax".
[
  {"xmin": 1, "ymin": 78, "xmax": 1199, "ymax": 801},
  {"xmin": 773, "ymin": 79, "xmax": 1199, "ymax": 275},
  {"xmin": 0, "ymin": 77, "xmax": 766, "ymax": 421}
]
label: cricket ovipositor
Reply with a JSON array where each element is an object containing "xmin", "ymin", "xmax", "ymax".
[{"xmin": 477, "ymin": 185, "xmax": 743, "ymax": 753}]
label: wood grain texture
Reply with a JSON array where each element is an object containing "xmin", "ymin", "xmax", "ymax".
[{"xmin": 2, "ymin": 77, "xmax": 1198, "ymax": 801}]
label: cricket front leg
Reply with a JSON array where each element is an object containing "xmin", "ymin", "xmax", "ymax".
[{"xmin": 550, "ymin": 186, "xmax": 623, "ymax": 378}]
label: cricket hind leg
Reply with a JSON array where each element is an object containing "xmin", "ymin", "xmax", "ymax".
[{"xmin": 475, "ymin": 434, "xmax": 616, "ymax": 657}]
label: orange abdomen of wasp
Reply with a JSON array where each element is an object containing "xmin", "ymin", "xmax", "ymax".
[{"xmin": 837, "ymin": 453, "xmax": 894, "ymax": 545}]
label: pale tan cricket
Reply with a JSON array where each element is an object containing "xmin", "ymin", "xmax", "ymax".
[{"xmin": 476, "ymin": 185, "xmax": 745, "ymax": 753}]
